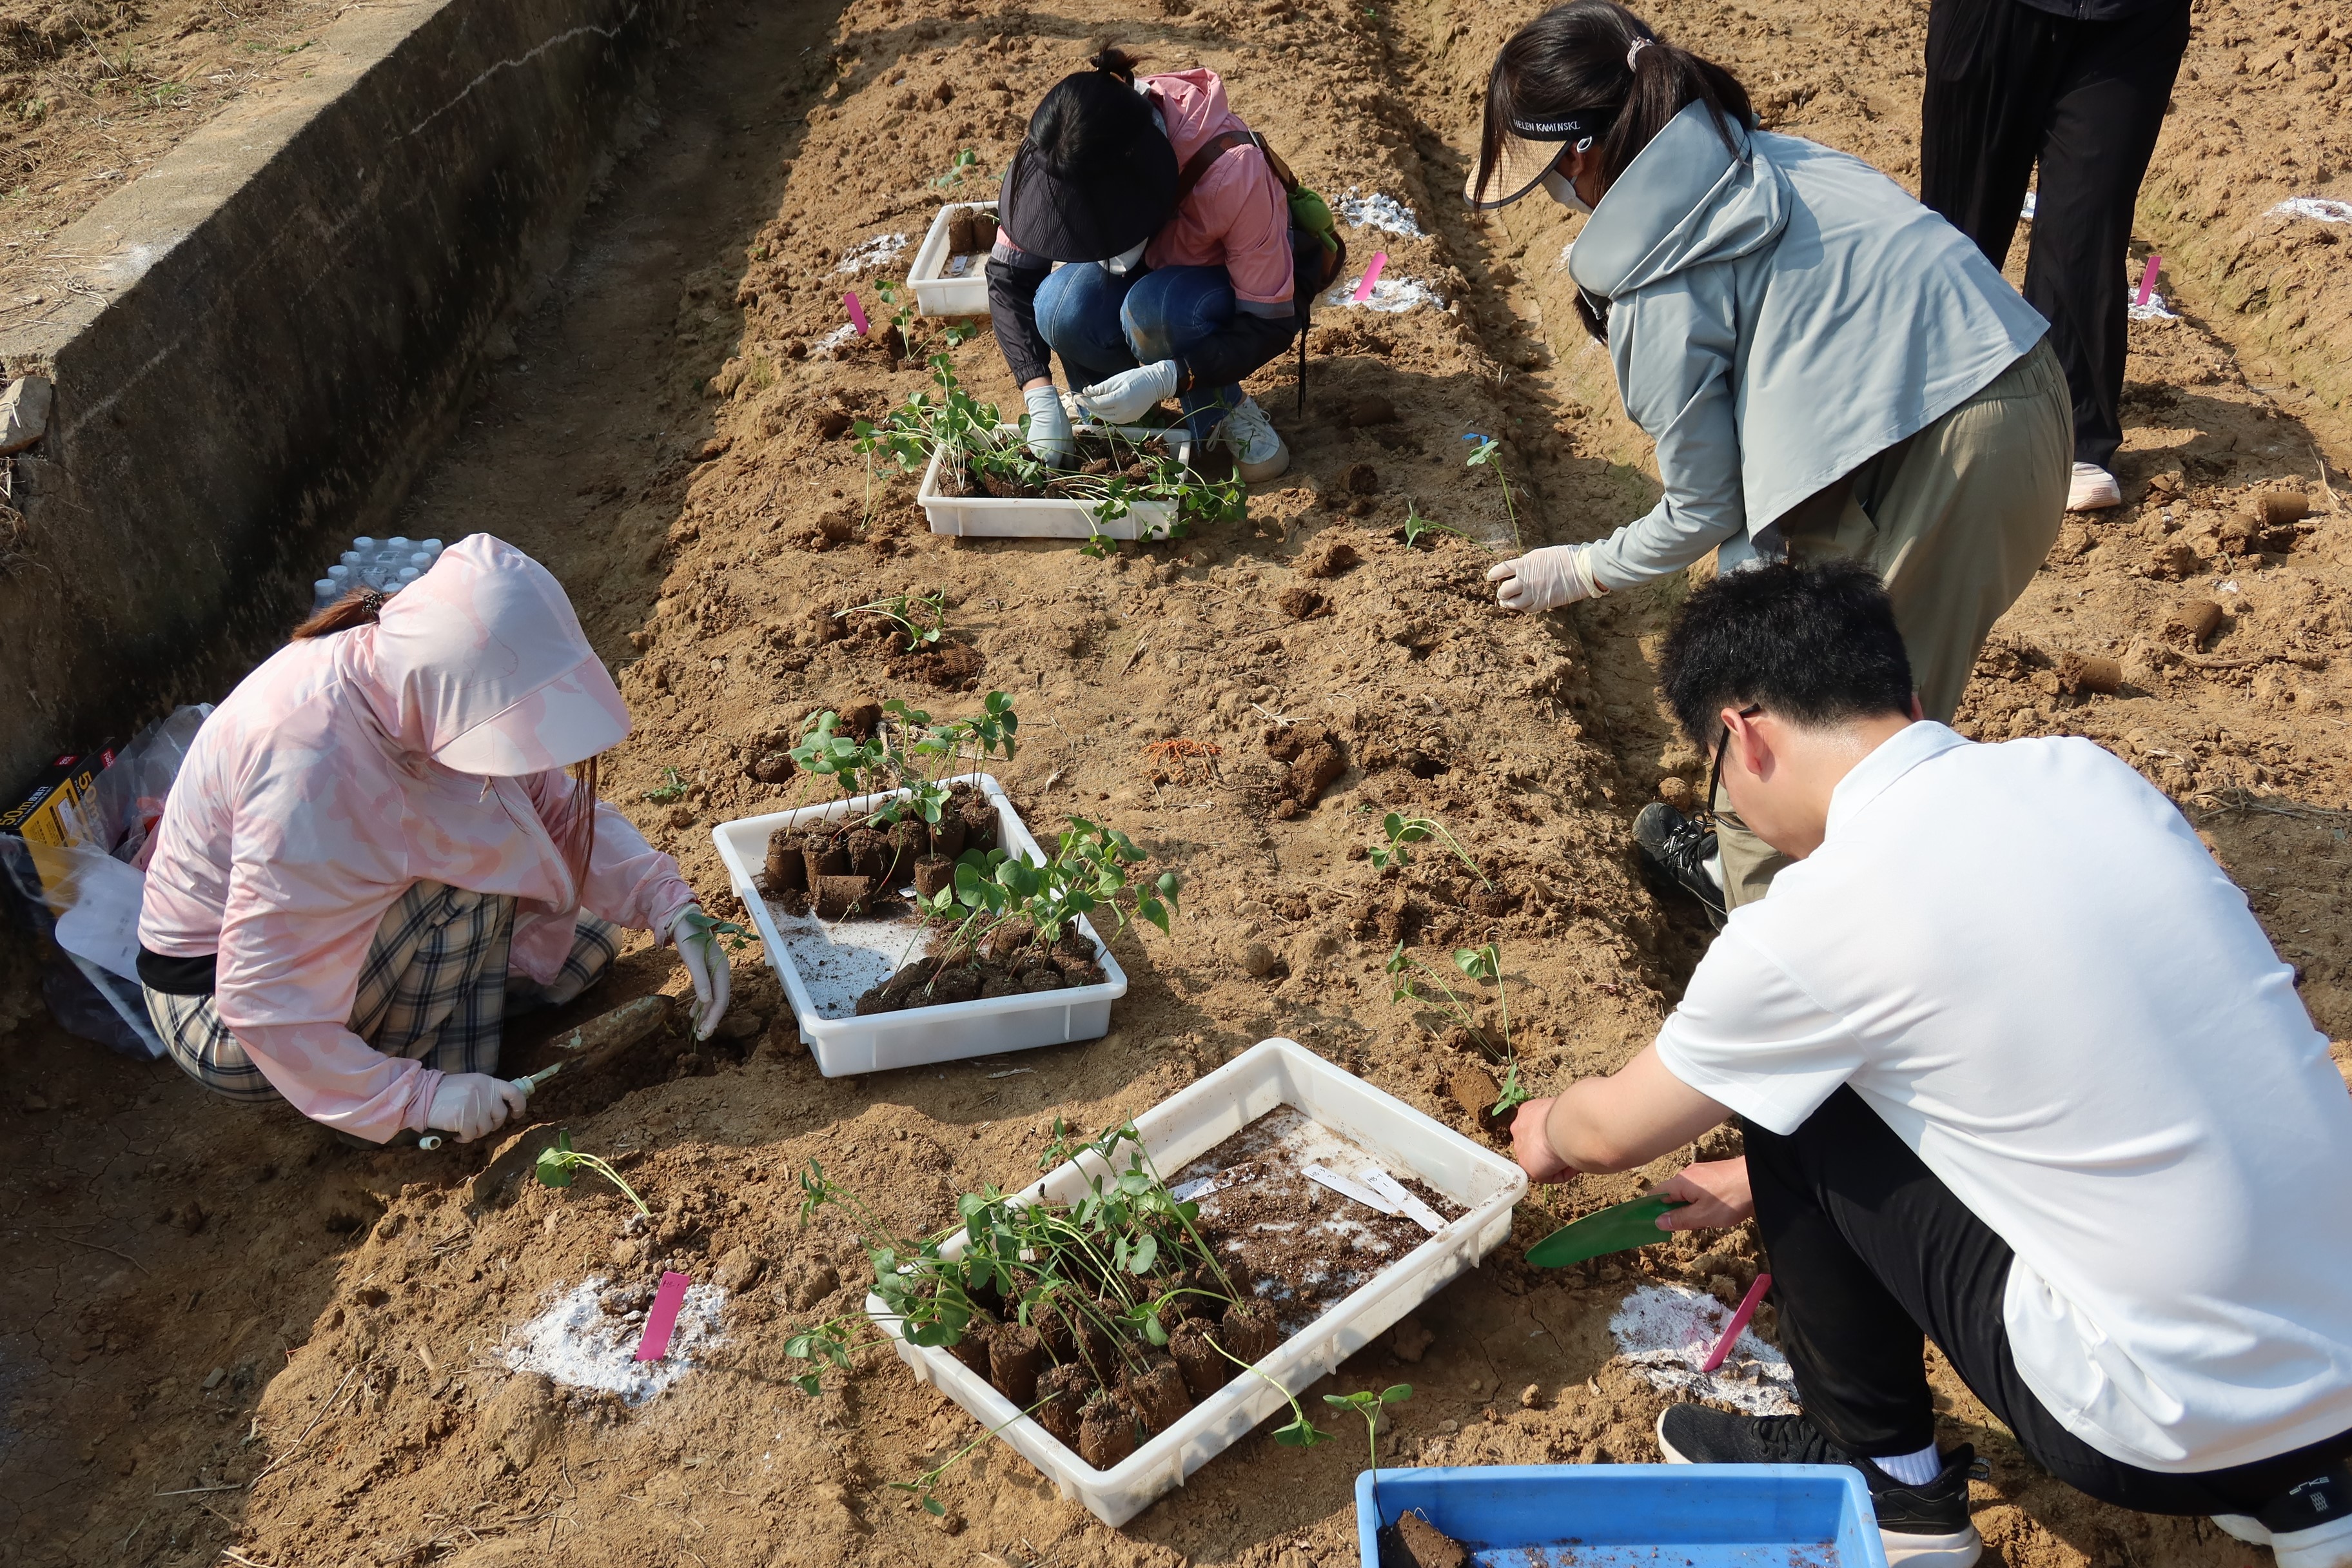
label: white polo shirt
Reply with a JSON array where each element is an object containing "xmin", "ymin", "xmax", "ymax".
[{"xmin": 1656, "ymin": 721, "xmax": 2352, "ymax": 1473}]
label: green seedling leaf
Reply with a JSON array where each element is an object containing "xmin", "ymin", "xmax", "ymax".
[{"xmin": 1273, "ymin": 1413, "xmax": 1331, "ymax": 1447}]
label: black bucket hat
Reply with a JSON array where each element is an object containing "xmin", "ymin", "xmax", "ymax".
[{"xmin": 998, "ymin": 68, "xmax": 1179, "ymax": 262}]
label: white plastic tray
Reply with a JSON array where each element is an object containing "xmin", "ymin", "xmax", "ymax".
[
  {"xmin": 917, "ymin": 424, "xmax": 1191, "ymax": 540},
  {"xmin": 708, "ymin": 776, "xmax": 1126, "ymax": 1077},
  {"xmin": 866, "ymin": 1037, "xmax": 1529, "ymax": 1527},
  {"xmin": 908, "ymin": 200, "xmax": 997, "ymax": 317}
]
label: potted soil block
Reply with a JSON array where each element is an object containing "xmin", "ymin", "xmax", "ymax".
[
  {"xmin": 865, "ymin": 1037, "xmax": 1528, "ymax": 1527},
  {"xmin": 709, "ymin": 775, "xmax": 1126, "ymax": 1077},
  {"xmin": 908, "ymin": 199, "xmax": 1002, "ymax": 318},
  {"xmin": 917, "ymin": 422, "xmax": 1194, "ymax": 542}
]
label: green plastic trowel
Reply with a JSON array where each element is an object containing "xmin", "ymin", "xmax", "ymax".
[{"xmin": 1524, "ymin": 1194, "xmax": 1689, "ymax": 1269}]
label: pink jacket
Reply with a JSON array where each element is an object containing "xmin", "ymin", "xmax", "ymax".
[
  {"xmin": 138, "ymin": 536, "xmax": 695, "ymax": 1143},
  {"xmin": 1142, "ymin": 69, "xmax": 1295, "ymax": 309}
]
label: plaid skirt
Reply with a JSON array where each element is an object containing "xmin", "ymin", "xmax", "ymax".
[{"xmin": 146, "ymin": 880, "xmax": 620, "ymax": 1104}]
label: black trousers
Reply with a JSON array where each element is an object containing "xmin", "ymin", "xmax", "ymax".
[
  {"xmin": 1748, "ymin": 1086, "xmax": 2352, "ymax": 1516},
  {"xmin": 1918, "ymin": 0, "xmax": 2191, "ymax": 471}
]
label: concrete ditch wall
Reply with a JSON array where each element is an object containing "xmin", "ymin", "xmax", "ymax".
[{"xmin": 0, "ymin": 0, "xmax": 688, "ymax": 793}]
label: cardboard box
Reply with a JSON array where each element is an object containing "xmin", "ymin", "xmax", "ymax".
[{"xmin": 1, "ymin": 749, "xmax": 112, "ymax": 847}]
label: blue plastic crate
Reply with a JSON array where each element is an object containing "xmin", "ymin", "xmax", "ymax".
[{"xmin": 1354, "ymin": 1464, "xmax": 1888, "ymax": 1567}]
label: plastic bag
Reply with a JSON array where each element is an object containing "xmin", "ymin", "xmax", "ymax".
[{"xmin": 1, "ymin": 704, "xmax": 210, "ymax": 1059}]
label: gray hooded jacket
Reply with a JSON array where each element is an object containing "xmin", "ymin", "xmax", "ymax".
[{"xmin": 1570, "ymin": 104, "xmax": 2047, "ymax": 589}]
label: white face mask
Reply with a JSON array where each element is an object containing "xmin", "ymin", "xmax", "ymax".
[
  {"xmin": 1542, "ymin": 136, "xmax": 1598, "ymax": 215},
  {"xmin": 1099, "ymin": 239, "xmax": 1148, "ymax": 277}
]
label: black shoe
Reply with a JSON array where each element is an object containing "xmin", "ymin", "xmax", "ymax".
[
  {"xmin": 1633, "ymin": 802, "xmax": 1727, "ymax": 926},
  {"xmin": 2213, "ymin": 1460, "xmax": 2352, "ymax": 1567},
  {"xmin": 1656, "ymin": 1406, "xmax": 1981, "ymax": 1567}
]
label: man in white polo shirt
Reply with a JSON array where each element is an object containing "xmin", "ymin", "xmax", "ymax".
[{"xmin": 1510, "ymin": 561, "xmax": 2352, "ymax": 1568}]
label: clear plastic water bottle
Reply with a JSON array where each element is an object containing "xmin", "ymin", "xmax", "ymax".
[{"xmin": 313, "ymin": 578, "xmax": 337, "ymax": 605}]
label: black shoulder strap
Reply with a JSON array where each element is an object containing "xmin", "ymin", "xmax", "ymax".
[{"xmin": 1175, "ymin": 130, "xmax": 1258, "ymax": 201}]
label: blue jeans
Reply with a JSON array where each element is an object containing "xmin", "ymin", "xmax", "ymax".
[{"xmin": 1032, "ymin": 263, "xmax": 1247, "ymax": 442}]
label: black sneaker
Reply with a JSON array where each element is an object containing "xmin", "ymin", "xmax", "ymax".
[
  {"xmin": 1656, "ymin": 1406, "xmax": 1981, "ymax": 1567},
  {"xmin": 2213, "ymin": 1461, "xmax": 2352, "ymax": 1567},
  {"xmin": 1633, "ymin": 802, "xmax": 1727, "ymax": 926}
]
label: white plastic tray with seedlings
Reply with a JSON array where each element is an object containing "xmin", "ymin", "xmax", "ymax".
[
  {"xmin": 710, "ymin": 695, "xmax": 1176, "ymax": 1077},
  {"xmin": 852, "ymin": 348, "xmax": 1244, "ymax": 547},
  {"xmin": 778, "ymin": 1038, "xmax": 1526, "ymax": 1527}
]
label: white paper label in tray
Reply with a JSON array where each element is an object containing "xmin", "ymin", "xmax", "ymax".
[
  {"xmin": 1358, "ymin": 1168, "xmax": 1446, "ymax": 1234},
  {"xmin": 1302, "ymin": 1163, "xmax": 1399, "ymax": 1217}
]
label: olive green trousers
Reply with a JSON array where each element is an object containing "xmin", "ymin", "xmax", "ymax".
[{"xmin": 1714, "ymin": 337, "xmax": 2071, "ymax": 909}]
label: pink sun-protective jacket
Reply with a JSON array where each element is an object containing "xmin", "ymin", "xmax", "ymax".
[{"xmin": 138, "ymin": 535, "xmax": 696, "ymax": 1143}]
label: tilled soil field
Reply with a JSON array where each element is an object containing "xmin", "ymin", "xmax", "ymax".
[{"xmin": 4, "ymin": 1, "xmax": 2350, "ymax": 1566}]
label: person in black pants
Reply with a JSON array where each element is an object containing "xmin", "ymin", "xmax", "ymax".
[
  {"xmin": 1917, "ymin": 0, "xmax": 2192, "ymax": 514},
  {"xmin": 1506, "ymin": 561, "xmax": 2352, "ymax": 1568}
]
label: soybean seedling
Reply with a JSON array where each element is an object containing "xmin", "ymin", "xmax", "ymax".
[
  {"xmin": 534, "ymin": 1132, "xmax": 651, "ymax": 1216},
  {"xmin": 845, "ymin": 591, "xmax": 948, "ymax": 652},
  {"xmin": 1387, "ymin": 940, "xmax": 1527, "ymax": 1117},
  {"xmin": 931, "ymin": 148, "xmax": 980, "ymax": 189},
  {"xmin": 1400, "ymin": 498, "xmax": 1481, "ymax": 551},
  {"xmin": 1326, "ymin": 1385, "xmax": 1413, "ymax": 1517},
  {"xmin": 1367, "ymin": 812, "xmax": 1490, "ymax": 889},
  {"xmin": 643, "ymin": 767, "xmax": 689, "ymax": 804},
  {"xmin": 1462, "ymin": 433, "xmax": 1525, "ymax": 552}
]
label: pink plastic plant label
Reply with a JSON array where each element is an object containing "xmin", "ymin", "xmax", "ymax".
[
  {"xmin": 2134, "ymin": 255, "xmax": 2161, "ymax": 308},
  {"xmin": 844, "ymin": 291, "xmax": 870, "ymax": 336},
  {"xmin": 1702, "ymin": 1271, "xmax": 1772, "ymax": 1373},
  {"xmin": 634, "ymin": 1270, "xmax": 692, "ymax": 1362},
  {"xmin": 1353, "ymin": 253, "xmax": 1387, "ymax": 302}
]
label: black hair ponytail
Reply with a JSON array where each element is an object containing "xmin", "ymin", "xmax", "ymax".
[
  {"xmin": 1087, "ymin": 44, "xmax": 1144, "ymax": 84},
  {"xmin": 1479, "ymin": 1, "xmax": 1755, "ymax": 204}
]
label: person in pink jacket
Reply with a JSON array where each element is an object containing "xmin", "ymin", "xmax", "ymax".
[
  {"xmin": 135, "ymin": 535, "xmax": 730, "ymax": 1146},
  {"xmin": 986, "ymin": 48, "xmax": 1315, "ymax": 483}
]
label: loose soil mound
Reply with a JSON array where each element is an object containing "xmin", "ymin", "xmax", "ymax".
[{"xmin": 5, "ymin": 3, "xmax": 2351, "ymax": 1568}]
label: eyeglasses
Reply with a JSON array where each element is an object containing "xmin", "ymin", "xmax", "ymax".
[{"xmin": 1705, "ymin": 704, "xmax": 1765, "ymax": 819}]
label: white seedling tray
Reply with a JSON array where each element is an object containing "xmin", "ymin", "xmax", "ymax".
[
  {"xmin": 709, "ymin": 776, "xmax": 1126, "ymax": 1077},
  {"xmin": 908, "ymin": 199, "xmax": 997, "ymax": 317},
  {"xmin": 918, "ymin": 424, "xmax": 1191, "ymax": 540},
  {"xmin": 867, "ymin": 1037, "xmax": 1529, "ymax": 1527}
]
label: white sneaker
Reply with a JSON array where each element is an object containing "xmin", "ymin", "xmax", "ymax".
[
  {"xmin": 2213, "ymin": 1470, "xmax": 2352, "ymax": 1568},
  {"xmin": 2067, "ymin": 462, "xmax": 2122, "ymax": 512},
  {"xmin": 1213, "ymin": 395, "xmax": 1289, "ymax": 483}
]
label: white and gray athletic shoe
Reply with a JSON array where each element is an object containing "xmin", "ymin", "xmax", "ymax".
[
  {"xmin": 1655, "ymin": 1406, "xmax": 1982, "ymax": 1568},
  {"xmin": 2066, "ymin": 461, "xmax": 2122, "ymax": 511},
  {"xmin": 2214, "ymin": 1466, "xmax": 2352, "ymax": 1568},
  {"xmin": 1213, "ymin": 395, "xmax": 1289, "ymax": 483}
]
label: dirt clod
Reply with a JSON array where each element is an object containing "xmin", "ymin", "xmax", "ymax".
[
  {"xmin": 1278, "ymin": 584, "xmax": 1328, "ymax": 620},
  {"xmin": 1300, "ymin": 536, "xmax": 1361, "ymax": 578}
]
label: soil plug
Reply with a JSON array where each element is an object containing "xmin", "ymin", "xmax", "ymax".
[
  {"xmin": 1036, "ymin": 1363, "xmax": 1093, "ymax": 1447},
  {"xmin": 989, "ymin": 1322, "xmax": 1046, "ymax": 1405},
  {"xmin": 945, "ymin": 1322, "xmax": 994, "ymax": 1378},
  {"xmin": 815, "ymin": 875, "xmax": 875, "ymax": 921},
  {"xmin": 913, "ymin": 853, "xmax": 954, "ymax": 899},
  {"xmin": 2167, "ymin": 600, "xmax": 2226, "ymax": 649},
  {"xmin": 1170, "ymin": 1320, "xmax": 1228, "ymax": 1400},
  {"xmin": 2254, "ymin": 491, "xmax": 2310, "ymax": 529},
  {"xmin": 764, "ymin": 828, "xmax": 808, "ymax": 892},
  {"xmin": 2055, "ymin": 651, "xmax": 2124, "ymax": 696},
  {"xmin": 1122, "ymin": 1354, "xmax": 1194, "ymax": 1434},
  {"xmin": 1077, "ymin": 1392, "xmax": 1140, "ymax": 1469}
]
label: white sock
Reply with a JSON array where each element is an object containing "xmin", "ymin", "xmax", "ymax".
[
  {"xmin": 1702, "ymin": 848, "xmax": 1725, "ymax": 891},
  {"xmin": 1872, "ymin": 1442, "xmax": 1944, "ymax": 1487}
]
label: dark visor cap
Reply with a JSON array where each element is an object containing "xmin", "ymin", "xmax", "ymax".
[{"xmin": 998, "ymin": 132, "xmax": 1180, "ymax": 264}]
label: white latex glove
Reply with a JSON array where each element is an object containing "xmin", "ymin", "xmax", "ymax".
[
  {"xmin": 1023, "ymin": 385, "xmax": 1075, "ymax": 467},
  {"xmin": 427, "ymin": 1072, "xmax": 529, "ymax": 1144},
  {"xmin": 1487, "ymin": 544, "xmax": 1604, "ymax": 612},
  {"xmin": 1073, "ymin": 358, "xmax": 1180, "ymax": 426},
  {"xmin": 670, "ymin": 905, "xmax": 732, "ymax": 1040}
]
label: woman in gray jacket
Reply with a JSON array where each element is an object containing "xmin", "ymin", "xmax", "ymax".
[{"xmin": 1469, "ymin": 0, "xmax": 2070, "ymax": 916}]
